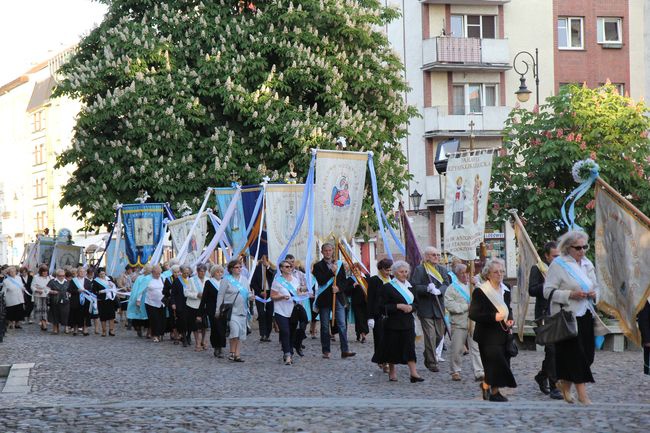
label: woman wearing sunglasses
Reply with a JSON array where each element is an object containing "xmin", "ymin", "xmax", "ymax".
[{"xmin": 543, "ymin": 230, "xmax": 599, "ymax": 405}]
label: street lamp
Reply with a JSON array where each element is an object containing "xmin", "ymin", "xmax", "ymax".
[
  {"xmin": 409, "ymin": 189, "xmax": 428, "ymax": 216},
  {"xmin": 513, "ymin": 48, "xmax": 539, "ymax": 106}
]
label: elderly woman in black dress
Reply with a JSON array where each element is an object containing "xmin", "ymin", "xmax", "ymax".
[
  {"xmin": 366, "ymin": 258, "xmax": 392, "ymax": 372},
  {"xmin": 379, "ymin": 260, "xmax": 424, "ymax": 383},
  {"xmin": 469, "ymin": 258, "xmax": 516, "ymax": 402}
]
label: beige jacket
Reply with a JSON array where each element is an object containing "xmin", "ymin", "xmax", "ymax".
[
  {"xmin": 444, "ymin": 282, "xmax": 471, "ymax": 329},
  {"xmin": 543, "ymin": 255, "xmax": 599, "ymax": 317}
]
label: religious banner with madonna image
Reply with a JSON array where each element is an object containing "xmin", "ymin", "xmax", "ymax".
[
  {"xmin": 314, "ymin": 149, "xmax": 367, "ymax": 241},
  {"xmin": 121, "ymin": 203, "xmax": 166, "ymax": 266},
  {"xmin": 443, "ymin": 150, "xmax": 494, "ymax": 260}
]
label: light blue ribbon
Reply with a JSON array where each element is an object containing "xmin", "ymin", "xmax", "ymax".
[
  {"xmin": 276, "ymin": 275, "xmax": 310, "ymax": 302},
  {"xmin": 313, "ymin": 260, "xmax": 342, "ymax": 306},
  {"xmin": 553, "ymin": 257, "xmax": 592, "ymax": 293},
  {"xmin": 448, "ymin": 271, "xmax": 470, "ymax": 303},
  {"xmin": 561, "ymin": 170, "xmax": 599, "ymax": 230},
  {"xmin": 225, "ymin": 274, "xmax": 250, "ymax": 314},
  {"xmin": 367, "ymin": 153, "xmax": 406, "ymax": 259},
  {"xmin": 389, "ymin": 279, "xmax": 414, "ymax": 305}
]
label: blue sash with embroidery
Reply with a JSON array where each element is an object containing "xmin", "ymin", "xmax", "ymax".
[
  {"xmin": 390, "ymin": 279, "xmax": 414, "ymax": 305},
  {"xmin": 313, "ymin": 260, "xmax": 342, "ymax": 306},
  {"xmin": 276, "ymin": 275, "xmax": 310, "ymax": 302},
  {"xmin": 448, "ymin": 271, "xmax": 470, "ymax": 303}
]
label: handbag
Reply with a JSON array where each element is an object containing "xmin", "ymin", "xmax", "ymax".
[
  {"xmin": 218, "ymin": 291, "xmax": 240, "ymax": 336},
  {"xmin": 506, "ymin": 332, "xmax": 518, "ymax": 357},
  {"xmin": 534, "ymin": 289, "xmax": 578, "ymax": 345}
]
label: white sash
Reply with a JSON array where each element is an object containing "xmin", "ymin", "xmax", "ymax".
[{"xmin": 478, "ymin": 281, "xmax": 509, "ymax": 317}]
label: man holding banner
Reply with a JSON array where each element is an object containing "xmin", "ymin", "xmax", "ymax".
[
  {"xmin": 313, "ymin": 243, "xmax": 355, "ymax": 359},
  {"xmin": 411, "ymin": 246, "xmax": 450, "ymax": 372}
]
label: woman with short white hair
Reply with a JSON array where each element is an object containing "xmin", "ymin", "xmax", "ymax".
[
  {"xmin": 31, "ymin": 265, "xmax": 51, "ymax": 331},
  {"xmin": 2, "ymin": 266, "xmax": 26, "ymax": 329},
  {"xmin": 470, "ymin": 258, "xmax": 516, "ymax": 402},
  {"xmin": 544, "ymin": 230, "xmax": 598, "ymax": 405},
  {"xmin": 379, "ymin": 260, "xmax": 424, "ymax": 383}
]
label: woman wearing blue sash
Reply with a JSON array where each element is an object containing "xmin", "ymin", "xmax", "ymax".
[
  {"xmin": 1, "ymin": 266, "xmax": 26, "ymax": 329},
  {"xmin": 68, "ymin": 267, "xmax": 91, "ymax": 336},
  {"xmin": 379, "ymin": 261, "xmax": 424, "ymax": 383},
  {"xmin": 128, "ymin": 264, "xmax": 151, "ymax": 338},
  {"xmin": 544, "ymin": 230, "xmax": 598, "ymax": 405},
  {"xmin": 216, "ymin": 259, "xmax": 254, "ymax": 362},
  {"xmin": 145, "ymin": 265, "xmax": 166, "ymax": 343},
  {"xmin": 92, "ymin": 268, "xmax": 118, "ymax": 337},
  {"xmin": 46, "ymin": 269, "xmax": 71, "ymax": 335},
  {"xmin": 271, "ymin": 260, "xmax": 306, "ymax": 365}
]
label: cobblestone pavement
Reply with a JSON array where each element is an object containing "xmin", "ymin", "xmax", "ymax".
[{"xmin": 1, "ymin": 321, "xmax": 648, "ymax": 432}]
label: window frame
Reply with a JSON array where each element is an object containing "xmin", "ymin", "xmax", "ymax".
[
  {"xmin": 451, "ymin": 83, "xmax": 499, "ymax": 115},
  {"xmin": 597, "ymin": 17, "xmax": 622, "ymax": 45},
  {"xmin": 558, "ymin": 17, "xmax": 584, "ymax": 50},
  {"xmin": 450, "ymin": 14, "xmax": 497, "ymax": 39}
]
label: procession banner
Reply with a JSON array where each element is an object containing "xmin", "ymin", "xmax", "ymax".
[
  {"xmin": 512, "ymin": 217, "xmax": 541, "ymax": 342},
  {"xmin": 266, "ymin": 184, "xmax": 308, "ymax": 264},
  {"xmin": 53, "ymin": 244, "xmax": 83, "ymax": 269},
  {"xmin": 314, "ymin": 149, "xmax": 367, "ymax": 241},
  {"xmin": 594, "ymin": 182, "xmax": 650, "ymax": 346},
  {"xmin": 443, "ymin": 150, "xmax": 494, "ymax": 260},
  {"xmin": 214, "ymin": 187, "xmax": 246, "ymax": 254},
  {"xmin": 38, "ymin": 237, "xmax": 55, "ymax": 267},
  {"xmin": 241, "ymin": 186, "xmax": 266, "ymax": 256},
  {"xmin": 121, "ymin": 203, "xmax": 166, "ymax": 266},
  {"xmin": 168, "ymin": 212, "xmax": 208, "ymax": 265},
  {"xmin": 106, "ymin": 237, "xmax": 128, "ymax": 278}
]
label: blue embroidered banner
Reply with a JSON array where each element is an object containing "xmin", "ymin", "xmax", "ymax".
[
  {"xmin": 122, "ymin": 203, "xmax": 166, "ymax": 266},
  {"xmin": 214, "ymin": 187, "xmax": 247, "ymax": 255}
]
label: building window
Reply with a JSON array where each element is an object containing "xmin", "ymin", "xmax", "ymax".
[
  {"xmin": 33, "ymin": 144, "xmax": 45, "ymax": 165},
  {"xmin": 558, "ymin": 17, "xmax": 584, "ymax": 49},
  {"xmin": 450, "ymin": 15, "xmax": 496, "ymax": 39},
  {"xmin": 34, "ymin": 178, "xmax": 46, "ymax": 198},
  {"xmin": 599, "ymin": 82, "xmax": 625, "ymax": 95},
  {"xmin": 32, "ymin": 110, "xmax": 46, "ymax": 132},
  {"xmin": 452, "ymin": 84, "xmax": 498, "ymax": 115},
  {"xmin": 35, "ymin": 210, "xmax": 47, "ymax": 232},
  {"xmin": 597, "ymin": 17, "xmax": 622, "ymax": 44}
]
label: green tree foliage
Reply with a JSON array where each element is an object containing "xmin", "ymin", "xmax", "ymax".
[
  {"xmin": 55, "ymin": 0, "xmax": 417, "ymax": 229},
  {"xmin": 491, "ymin": 84, "xmax": 650, "ymax": 248}
]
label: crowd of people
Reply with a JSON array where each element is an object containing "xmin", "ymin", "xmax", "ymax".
[{"xmin": 1, "ymin": 231, "xmax": 649, "ymax": 403}]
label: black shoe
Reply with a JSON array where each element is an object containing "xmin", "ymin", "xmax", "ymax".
[
  {"xmin": 410, "ymin": 376, "xmax": 424, "ymax": 383},
  {"xmin": 481, "ymin": 384, "xmax": 490, "ymax": 401},
  {"xmin": 489, "ymin": 392, "xmax": 508, "ymax": 402},
  {"xmin": 136, "ymin": 328, "xmax": 143, "ymax": 338},
  {"xmin": 214, "ymin": 348, "xmax": 221, "ymax": 358},
  {"xmin": 534, "ymin": 372, "xmax": 550, "ymax": 395},
  {"xmin": 549, "ymin": 389, "xmax": 563, "ymax": 400},
  {"xmin": 341, "ymin": 351, "xmax": 356, "ymax": 358},
  {"xmin": 295, "ymin": 348, "xmax": 304, "ymax": 357}
]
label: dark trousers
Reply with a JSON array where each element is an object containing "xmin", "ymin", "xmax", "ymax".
[
  {"xmin": 145, "ymin": 304, "xmax": 165, "ymax": 337},
  {"xmin": 290, "ymin": 304, "xmax": 308, "ymax": 351},
  {"xmin": 644, "ymin": 347, "xmax": 650, "ymax": 375},
  {"xmin": 256, "ymin": 300, "xmax": 274, "ymax": 338},
  {"xmin": 275, "ymin": 314, "xmax": 293, "ymax": 355},
  {"xmin": 351, "ymin": 303, "xmax": 369, "ymax": 337},
  {"xmin": 23, "ymin": 293, "xmax": 34, "ymax": 319},
  {"xmin": 538, "ymin": 343, "xmax": 557, "ymax": 389}
]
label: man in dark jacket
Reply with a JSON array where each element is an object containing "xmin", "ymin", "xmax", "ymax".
[
  {"xmin": 313, "ymin": 243, "xmax": 355, "ymax": 359},
  {"xmin": 529, "ymin": 241, "xmax": 562, "ymax": 400},
  {"xmin": 251, "ymin": 256, "xmax": 276, "ymax": 342},
  {"xmin": 410, "ymin": 246, "xmax": 449, "ymax": 372}
]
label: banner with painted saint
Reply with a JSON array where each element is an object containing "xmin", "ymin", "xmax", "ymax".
[
  {"xmin": 168, "ymin": 213, "xmax": 209, "ymax": 265},
  {"xmin": 314, "ymin": 150, "xmax": 367, "ymax": 241},
  {"xmin": 594, "ymin": 183, "xmax": 650, "ymax": 345},
  {"xmin": 443, "ymin": 150, "xmax": 494, "ymax": 260},
  {"xmin": 121, "ymin": 203, "xmax": 166, "ymax": 266},
  {"xmin": 53, "ymin": 244, "xmax": 84, "ymax": 269}
]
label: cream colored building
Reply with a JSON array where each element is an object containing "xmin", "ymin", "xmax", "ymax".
[{"xmin": 0, "ymin": 48, "xmax": 84, "ymax": 265}]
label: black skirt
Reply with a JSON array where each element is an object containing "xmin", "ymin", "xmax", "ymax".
[
  {"xmin": 186, "ymin": 306, "xmax": 206, "ymax": 331},
  {"xmin": 478, "ymin": 342, "xmax": 517, "ymax": 388},
  {"xmin": 371, "ymin": 316, "xmax": 385, "ymax": 364},
  {"xmin": 380, "ymin": 327, "xmax": 416, "ymax": 365},
  {"xmin": 68, "ymin": 305, "xmax": 86, "ymax": 328},
  {"xmin": 555, "ymin": 311, "xmax": 595, "ymax": 384},
  {"xmin": 97, "ymin": 299, "xmax": 116, "ymax": 321},
  {"xmin": 6, "ymin": 304, "xmax": 24, "ymax": 322}
]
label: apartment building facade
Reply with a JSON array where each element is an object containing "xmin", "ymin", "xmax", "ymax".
[
  {"xmin": 387, "ymin": 0, "xmax": 645, "ymax": 273},
  {"xmin": 0, "ymin": 49, "xmax": 84, "ymax": 264}
]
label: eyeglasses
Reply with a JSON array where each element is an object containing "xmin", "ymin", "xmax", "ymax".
[
  {"xmin": 280, "ymin": 265, "xmax": 292, "ymax": 268},
  {"xmin": 570, "ymin": 244, "xmax": 589, "ymax": 251},
  {"xmin": 429, "ymin": 253, "xmax": 441, "ymax": 257}
]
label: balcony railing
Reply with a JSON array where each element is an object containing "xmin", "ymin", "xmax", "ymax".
[
  {"xmin": 424, "ymin": 105, "xmax": 512, "ymax": 133},
  {"xmin": 422, "ymin": 37, "xmax": 510, "ymax": 71}
]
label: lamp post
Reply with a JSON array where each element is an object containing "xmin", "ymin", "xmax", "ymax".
[
  {"xmin": 409, "ymin": 189, "xmax": 428, "ymax": 217},
  {"xmin": 513, "ymin": 48, "xmax": 539, "ymax": 106}
]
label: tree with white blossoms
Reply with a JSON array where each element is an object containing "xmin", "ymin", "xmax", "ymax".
[{"xmin": 54, "ymin": 0, "xmax": 417, "ymax": 229}]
